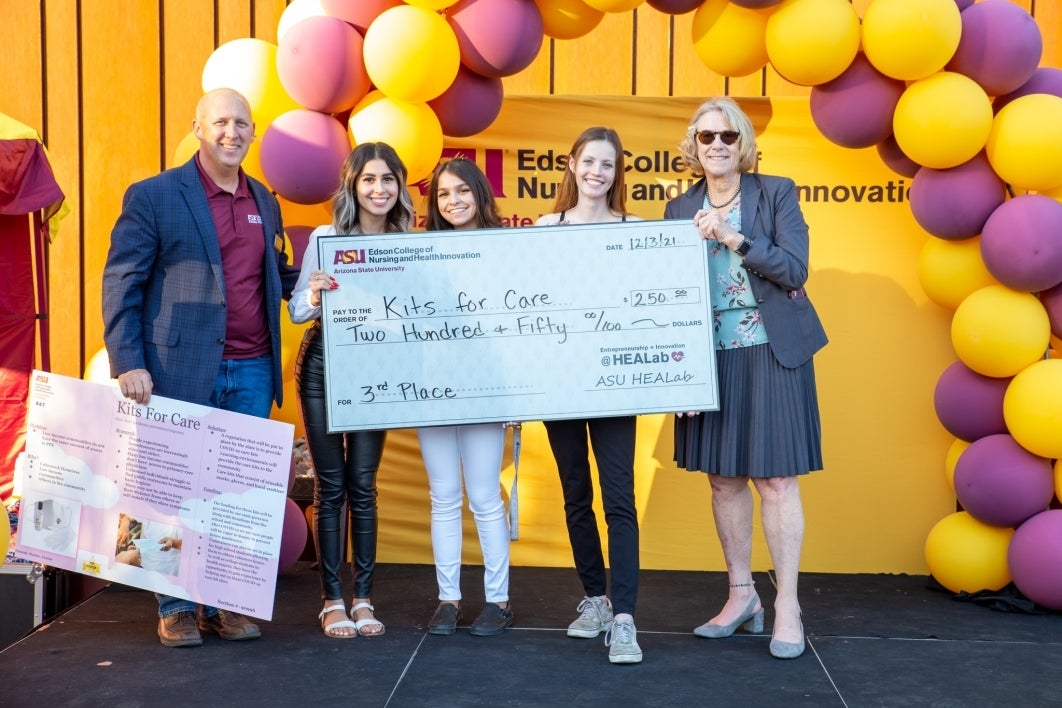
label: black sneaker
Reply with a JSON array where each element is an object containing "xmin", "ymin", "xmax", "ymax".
[
  {"xmin": 469, "ymin": 602, "xmax": 513, "ymax": 637},
  {"xmin": 428, "ymin": 602, "xmax": 462, "ymax": 635}
]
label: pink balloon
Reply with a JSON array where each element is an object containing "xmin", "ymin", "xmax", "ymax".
[
  {"xmin": 279, "ymin": 497, "xmax": 308, "ymax": 573},
  {"xmin": 980, "ymin": 195, "xmax": 1062, "ymax": 292},
  {"xmin": 1009, "ymin": 510, "xmax": 1062, "ymax": 610},
  {"xmin": 429, "ymin": 65, "xmax": 504, "ymax": 137},
  {"xmin": 946, "ymin": 0, "xmax": 1042, "ymax": 97},
  {"xmin": 954, "ymin": 434, "xmax": 1054, "ymax": 528},
  {"xmin": 933, "ymin": 360, "xmax": 1010, "ymax": 442},
  {"xmin": 448, "ymin": 0, "xmax": 544, "ymax": 78},
  {"xmin": 810, "ymin": 54, "xmax": 906, "ymax": 149},
  {"xmin": 260, "ymin": 110, "xmax": 352, "ymax": 205},
  {"xmin": 321, "ymin": 0, "xmax": 401, "ymax": 34},
  {"xmin": 909, "ymin": 153, "xmax": 1007, "ymax": 240},
  {"xmin": 277, "ymin": 16, "xmax": 371, "ymax": 114},
  {"xmin": 646, "ymin": 0, "xmax": 702, "ymax": 13},
  {"xmin": 876, "ymin": 135, "xmax": 919, "ymax": 178},
  {"xmin": 994, "ymin": 67, "xmax": 1062, "ymax": 113}
]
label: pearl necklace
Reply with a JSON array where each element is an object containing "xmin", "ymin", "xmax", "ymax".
[{"xmin": 706, "ymin": 183, "xmax": 741, "ymax": 210}]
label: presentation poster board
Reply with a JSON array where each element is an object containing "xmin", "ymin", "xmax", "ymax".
[
  {"xmin": 318, "ymin": 219, "xmax": 719, "ymax": 432},
  {"xmin": 14, "ymin": 372, "xmax": 293, "ymax": 620}
]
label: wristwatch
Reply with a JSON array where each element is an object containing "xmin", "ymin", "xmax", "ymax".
[{"xmin": 735, "ymin": 237, "xmax": 753, "ymax": 257}]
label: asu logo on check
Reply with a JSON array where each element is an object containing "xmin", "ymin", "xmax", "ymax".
[{"xmin": 333, "ymin": 249, "xmax": 367, "ymax": 265}]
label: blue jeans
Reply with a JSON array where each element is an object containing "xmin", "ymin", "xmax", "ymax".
[{"xmin": 158, "ymin": 355, "xmax": 274, "ymax": 618}]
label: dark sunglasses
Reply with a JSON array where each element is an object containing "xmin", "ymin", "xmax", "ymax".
[{"xmin": 695, "ymin": 130, "xmax": 741, "ymax": 146}]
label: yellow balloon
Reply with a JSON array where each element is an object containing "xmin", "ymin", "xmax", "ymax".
[
  {"xmin": 765, "ymin": 0, "xmax": 860, "ymax": 86},
  {"xmin": 986, "ymin": 94, "xmax": 1062, "ymax": 193},
  {"xmin": 917, "ymin": 236, "xmax": 999, "ymax": 311},
  {"xmin": 862, "ymin": 0, "xmax": 962, "ymax": 81},
  {"xmin": 349, "ymin": 91, "xmax": 444, "ymax": 185},
  {"xmin": 0, "ymin": 509, "xmax": 10, "ymax": 565},
  {"xmin": 276, "ymin": 0, "xmax": 326, "ymax": 42},
  {"xmin": 405, "ymin": 0, "xmax": 459, "ymax": 9},
  {"xmin": 83, "ymin": 347, "xmax": 112, "ymax": 383},
  {"xmin": 534, "ymin": 0, "xmax": 604, "ymax": 40},
  {"xmin": 1003, "ymin": 359, "xmax": 1062, "ymax": 459},
  {"xmin": 271, "ymin": 317, "xmax": 311, "ymax": 439},
  {"xmin": 944, "ymin": 437, "xmax": 971, "ymax": 493},
  {"xmin": 201, "ymin": 39, "xmax": 301, "ymax": 128},
  {"xmin": 951, "ymin": 285, "xmax": 1050, "ymax": 378},
  {"xmin": 893, "ymin": 72, "xmax": 993, "ymax": 169},
  {"xmin": 362, "ymin": 6, "xmax": 460, "ymax": 103},
  {"xmin": 925, "ymin": 511, "xmax": 1013, "ymax": 593},
  {"xmin": 583, "ymin": 0, "xmax": 643, "ymax": 11},
  {"xmin": 172, "ymin": 130, "xmax": 199, "ymax": 167},
  {"xmin": 692, "ymin": 0, "xmax": 775, "ymax": 78}
]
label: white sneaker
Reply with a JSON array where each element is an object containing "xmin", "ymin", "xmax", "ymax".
[
  {"xmin": 605, "ymin": 618, "xmax": 643, "ymax": 664},
  {"xmin": 567, "ymin": 596, "xmax": 614, "ymax": 638}
]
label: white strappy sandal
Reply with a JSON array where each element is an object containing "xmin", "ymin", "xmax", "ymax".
[
  {"xmin": 318, "ymin": 603, "xmax": 357, "ymax": 639},
  {"xmin": 350, "ymin": 601, "xmax": 385, "ymax": 637}
]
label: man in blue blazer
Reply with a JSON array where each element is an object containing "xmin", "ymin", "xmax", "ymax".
[{"xmin": 103, "ymin": 88, "xmax": 299, "ymax": 648}]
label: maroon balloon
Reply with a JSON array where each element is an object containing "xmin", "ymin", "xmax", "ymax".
[
  {"xmin": 954, "ymin": 434, "xmax": 1054, "ymax": 528},
  {"xmin": 1040, "ymin": 281, "xmax": 1062, "ymax": 338},
  {"xmin": 285, "ymin": 225, "xmax": 314, "ymax": 269},
  {"xmin": 954, "ymin": 0, "xmax": 975, "ymax": 9},
  {"xmin": 321, "ymin": 0, "xmax": 401, "ymax": 34},
  {"xmin": 909, "ymin": 153, "xmax": 1007, "ymax": 240},
  {"xmin": 946, "ymin": 0, "xmax": 1042, "ymax": 97},
  {"xmin": 277, "ymin": 16, "xmax": 371, "ymax": 114},
  {"xmin": 933, "ymin": 360, "xmax": 1010, "ymax": 442},
  {"xmin": 810, "ymin": 54, "xmax": 905, "ymax": 149},
  {"xmin": 980, "ymin": 195, "xmax": 1062, "ymax": 292},
  {"xmin": 1009, "ymin": 510, "xmax": 1062, "ymax": 610},
  {"xmin": 646, "ymin": 0, "xmax": 703, "ymax": 13},
  {"xmin": 994, "ymin": 67, "xmax": 1062, "ymax": 113},
  {"xmin": 876, "ymin": 134, "xmax": 919, "ymax": 178},
  {"xmin": 447, "ymin": 0, "xmax": 544, "ymax": 78},
  {"xmin": 260, "ymin": 110, "xmax": 351, "ymax": 205},
  {"xmin": 279, "ymin": 497, "xmax": 309, "ymax": 573},
  {"xmin": 729, "ymin": 0, "xmax": 784, "ymax": 7},
  {"xmin": 428, "ymin": 64, "xmax": 504, "ymax": 138}
]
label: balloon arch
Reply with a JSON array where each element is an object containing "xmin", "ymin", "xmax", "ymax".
[{"xmin": 175, "ymin": 0, "xmax": 1062, "ymax": 607}]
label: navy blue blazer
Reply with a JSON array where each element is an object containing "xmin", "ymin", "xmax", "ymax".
[
  {"xmin": 664, "ymin": 172, "xmax": 827, "ymax": 368},
  {"xmin": 102, "ymin": 157, "xmax": 299, "ymax": 406}
]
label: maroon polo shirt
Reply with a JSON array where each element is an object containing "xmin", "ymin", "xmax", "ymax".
[{"xmin": 194, "ymin": 154, "xmax": 269, "ymax": 359}]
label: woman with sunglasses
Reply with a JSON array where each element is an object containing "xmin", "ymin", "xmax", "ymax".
[
  {"xmin": 418, "ymin": 157, "xmax": 514, "ymax": 638},
  {"xmin": 664, "ymin": 97, "xmax": 827, "ymax": 659},
  {"xmin": 535, "ymin": 127, "xmax": 644, "ymax": 665}
]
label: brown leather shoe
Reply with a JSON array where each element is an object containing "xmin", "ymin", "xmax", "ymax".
[
  {"xmin": 158, "ymin": 611, "xmax": 203, "ymax": 647},
  {"xmin": 197, "ymin": 610, "xmax": 262, "ymax": 641}
]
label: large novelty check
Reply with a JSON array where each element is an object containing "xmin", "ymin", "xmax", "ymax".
[{"xmin": 318, "ymin": 219, "xmax": 718, "ymax": 431}]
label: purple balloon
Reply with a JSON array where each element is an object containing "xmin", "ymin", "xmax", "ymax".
[
  {"xmin": 321, "ymin": 0, "xmax": 400, "ymax": 35},
  {"xmin": 810, "ymin": 54, "xmax": 905, "ymax": 149},
  {"xmin": 876, "ymin": 134, "xmax": 919, "ymax": 178},
  {"xmin": 954, "ymin": 434, "xmax": 1054, "ymax": 528},
  {"xmin": 1008, "ymin": 509, "xmax": 1062, "ymax": 609},
  {"xmin": 1040, "ymin": 281, "xmax": 1062, "ymax": 338},
  {"xmin": 909, "ymin": 153, "xmax": 1007, "ymax": 240},
  {"xmin": 933, "ymin": 360, "xmax": 1010, "ymax": 441},
  {"xmin": 980, "ymin": 195, "xmax": 1062, "ymax": 292},
  {"xmin": 947, "ymin": 0, "xmax": 1042, "ymax": 97},
  {"xmin": 429, "ymin": 64, "xmax": 504, "ymax": 138},
  {"xmin": 646, "ymin": 0, "xmax": 703, "ymax": 13},
  {"xmin": 995, "ymin": 67, "xmax": 1062, "ymax": 113},
  {"xmin": 448, "ymin": 0, "xmax": 544, "ymax": 78},
  {"xmin": 279, "ymin": 497, "xmax": 309, "ymax": 573},
  {"xmin": 260, "ymin": 110, "xmax": 351, "ymax": 205},
  {"xmin": 954, "ymin": 0, "xmax": 975, "ymax": 10}
]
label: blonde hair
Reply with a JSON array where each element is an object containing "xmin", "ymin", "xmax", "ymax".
[{"xmin": 678, "ymin": 97, "xmax": 758, "ymax": 176}]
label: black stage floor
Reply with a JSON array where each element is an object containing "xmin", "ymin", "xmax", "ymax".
[{"xmin": 2, "ymin": 562, "xmax": 1060, "ymax": 707}]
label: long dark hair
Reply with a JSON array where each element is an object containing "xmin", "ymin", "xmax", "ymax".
[
  {"xmin": 332, "ymin": 142, "xmax": 413, "ymax": 234},
  {"xmin": 424, "ymin": 156, "xmax": 502, "ymax": 230},
  {"xmin": 551, "ymin": 126, "xmax": 629, "ymax": 216}
]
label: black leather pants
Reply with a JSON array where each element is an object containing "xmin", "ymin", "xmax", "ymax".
[{"xmin": 295, "ymin": 325, "xmax": 386, "ymax": 600}]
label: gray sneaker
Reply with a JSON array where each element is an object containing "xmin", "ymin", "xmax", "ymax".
[
  {"xmin": 567, "ymin": 596, "xmax": 614, "ymax": 638},
  {"xmin": 605, "ymin": 618, "xmax": 643, "ymax": 664}
]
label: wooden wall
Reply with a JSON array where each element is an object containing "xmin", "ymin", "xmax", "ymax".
[{"xmin": 2, "ymin": 0, "xmax": 1060, "ymax": 380}]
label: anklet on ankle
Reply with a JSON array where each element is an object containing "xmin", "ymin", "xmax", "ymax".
[{"xmin": 729, "ymin": 581, "xmax": 755, "ymax": 588}]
